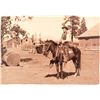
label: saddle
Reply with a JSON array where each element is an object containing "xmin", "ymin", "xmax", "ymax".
[{"xmin": 58, "ymin": 42, "xmax": 75, "ymax": 60}]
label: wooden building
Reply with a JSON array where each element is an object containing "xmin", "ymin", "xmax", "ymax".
[
  {"xmin": 3, "ymin": 38, "xmax": 20, "ymax": 48},
  {"xmin": 78, "ymin": 23, "xmax": 100, "ymax": 50},
  {"xmin": 3, "ymin": 31, "xmax": 21, "ymax": 48}
]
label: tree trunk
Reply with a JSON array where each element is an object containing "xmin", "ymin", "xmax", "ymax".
[{"xmin": 3, "ymin": 51, "xmax": 20, "ymax": 66}]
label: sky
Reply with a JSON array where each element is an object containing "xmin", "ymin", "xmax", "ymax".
[{"xmin": 16, "ymin": 16, "xmax": 99, "ymax": 41}]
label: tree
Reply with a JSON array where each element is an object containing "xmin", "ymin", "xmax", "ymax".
[
  {"xmin": 80, "ymin": 17, "xmax": 87, "ymax": 34},
  {"xmin": 1, "ymin": 16, "xmax": 12, "ymax": 63},
  {"xmin": 1, "ymin": 16, "xmax": 33, "ymax": 40},
  {"xmin": 10, "ymin": 16, "xmax": 33, "ymax": 39},
  {"xmin": 1, "ymin": 16, "xmax": 33, "ymax": 52},
  {"xmin": 10, "ymin": 24, "xmax": 27, "ymax": 45},
  {"xmin": 69, "ymin": 16, "xmax": 80, "ymax": 41},
  {"xmin": 31, "ymin": 34, "xmax": 35, "ymax": 43},
  {"xmin": 11, "ymin": 24, "xmax": 26, "ymax": 36},
  {"xmin": 1, "ymin": 16, "xmax": 12, "ymax": 37},
  {"xmin": 1, "ymin": 16, "xmax": 12, "ymax": 51},
  {"xmin": 14, "ymin": 16, "xmax": 33, "ymax": 22},
  {"xmin": 62, "ymin": 16, "xmax": 87, "ymax": 41},
  {"xmin": 63, "ymin": 16, "xmax": 80, "ymax": 41}
]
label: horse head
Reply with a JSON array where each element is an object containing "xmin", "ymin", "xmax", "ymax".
[{"xmin": 43, "ymin": 40, "xmax": 58, "ymax": 57}]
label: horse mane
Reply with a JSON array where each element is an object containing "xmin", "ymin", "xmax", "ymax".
[{"xmin": 45, "ymin": 40, "xmax": 58, "ymax": 46}]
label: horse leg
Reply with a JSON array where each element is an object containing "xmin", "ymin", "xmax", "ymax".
[
  {"xmin": 60, "ymin": 62, "xmax": 64, "ymax": 79},
  {"xmin": 75, "ymin": 58, "xmax": 81, "ymax": 76},
  {"xmin": 77, "ymin": 55, "xmax": 81, "ymax": 76},
  {"xmin": 74, "ymin": 68, "xmax": 80, "ymax": 77},
  {"xmin": 75, "ymin": 50, "xmax": 81, "ymax": 77},
  {"xmin": 49, "ymin": 59, "xmax": 55, "ymax": 68},
  {"xmin": 76, "ymin": 68, "xmax": 80, "ymax": 76},
  {"xmin": 72, "ymin": 59, "xmax": 80, "ymax": 77},
  {"xmin": 74, "ymin": 68, "xmax": 78, "ymax": 76},
  {"xmin": 56, "ymin": 63, "xmax": 59, "ymax": 79}
]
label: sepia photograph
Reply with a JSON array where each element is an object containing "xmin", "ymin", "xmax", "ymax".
[{"xmin": 0, "ymin": 16, "xmax": 99, "ymax": 84}]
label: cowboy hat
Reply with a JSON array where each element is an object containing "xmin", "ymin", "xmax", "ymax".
[{"xmin": 62, "ymin": 26, "xmax": 68, "ymax": 30}]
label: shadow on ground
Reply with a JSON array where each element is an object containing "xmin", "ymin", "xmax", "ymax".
[
  {"xmin": 20, "ymin": 58, "xmax": 33, "ymax": 62},
  {"xmin": 45, "ymin": 71, "xmax": 75, "ymax": 79}
]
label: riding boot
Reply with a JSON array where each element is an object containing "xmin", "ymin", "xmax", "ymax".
[
  {"xmin": 63, "ymin": 47, "xmax": 69, "ymax": 63},
  {"xmin": 53, "ymin": 46, "xmax": 59, "ymax": 61}
]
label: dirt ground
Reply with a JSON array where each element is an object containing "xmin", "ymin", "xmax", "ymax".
[{"xmin": 0, "ymin": 48, "xmax": 99, "ymax": 84}]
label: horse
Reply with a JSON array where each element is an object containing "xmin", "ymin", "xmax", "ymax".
[{"xmin": 43, "ymin": 40, "xmax": 81, "ymax": 79}]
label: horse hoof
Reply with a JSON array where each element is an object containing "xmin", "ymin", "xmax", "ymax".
[
  {"xmin": 61, "ymin": 77, "xmax": 64, "ymax": 79},
  {"xmin": 74, "ymin": 73, "xmax": 77, "ymax": 77},
  {"xmin": 61, "ymin": 75, "xmax": 64, "ymax": 79},
  {"xmin": 57, "ymin": 76, "xmax": 59, "ymax": 79},
  {"xmin": 77, "ymin": 73, "xmax": 80, "ymax": 76},
  {"xmin": 57, "ymin": 74, "xmax": 59, "ymax": 79},
  {"xmin": 74, "ymin": 73, "xmax": 80, "ymax": 77}
]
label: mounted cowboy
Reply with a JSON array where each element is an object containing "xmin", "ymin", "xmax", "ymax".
[
  {"xmin": 58, "ymin": 26, "xmax": 72, "ymax": 62},
  {"xmin": 61, "ymin": 26, "xmax": 71, "ymax": 43},
  {"xmin": 59, "ymin": 24, "xmax": 79, "ymax": 63}
]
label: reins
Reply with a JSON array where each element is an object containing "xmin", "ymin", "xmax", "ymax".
[
  {"xmin": 43, "ymin": 42, "xmax": 52, "ymax": 59},
  {"xmin": 46, "ymin": 42, "xmax": 51, "ymax": 52}
]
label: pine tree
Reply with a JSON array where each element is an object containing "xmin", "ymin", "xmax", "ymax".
[
  {"xmin": 80, "ymin": 17, "xmax": 87, "ymax": 34},
  {"xmin": 62, "ymin": 16, "xmax": 88, "ymax": 41},
  {"xmin": 62, "ymin": 16, "xmax": 80, "ymax": 41}
]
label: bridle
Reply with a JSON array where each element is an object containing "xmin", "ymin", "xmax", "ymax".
[
  {"xmin": 43, "ymin": 41, "xmax": 58, "ymax": 59},
  {"xmin": 43, "ymin": 42, "xmax": 51, "ymax": 53}
]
